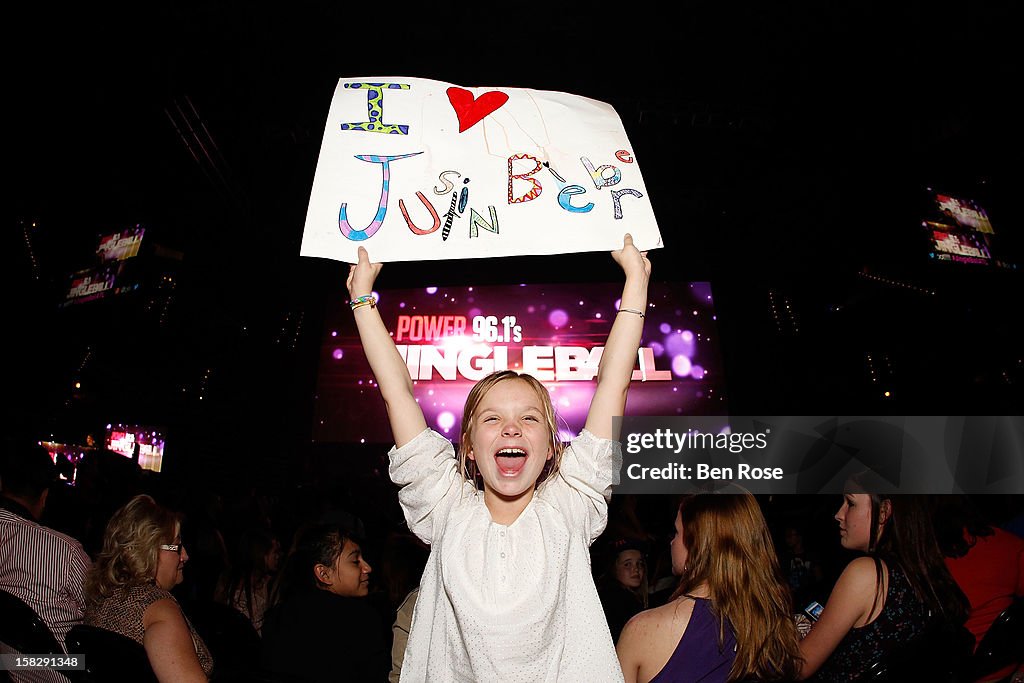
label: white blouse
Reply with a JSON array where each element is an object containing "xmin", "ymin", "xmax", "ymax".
[{"xmin": 389, "ymin": 428, "xmax": 625, "ymax": 683}]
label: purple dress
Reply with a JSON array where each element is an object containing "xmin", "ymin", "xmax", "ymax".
[{"xmin": 649, "ymin": 596, "xmax": 737, "ymax": 683}]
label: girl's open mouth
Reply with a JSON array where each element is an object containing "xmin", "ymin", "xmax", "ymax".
[{"xmin": 494, "ymin": 448, "xmax": 527, "ymax": 476}]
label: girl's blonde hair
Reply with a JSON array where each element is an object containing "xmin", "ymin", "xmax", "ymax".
[
  {"xmin": 671, "ymin": 491, "xmax": 802, "ymax": 681},
  {"xmin": 85, "ymin": 494, "xmax": 179, "ymax": 608},
  {"xmin": 457, "ymin": 371, "xmax": 565, "ymax": 489}
]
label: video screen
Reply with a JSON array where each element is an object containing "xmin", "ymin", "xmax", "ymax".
[
  {"xmin": 97, "ymin": 225, "xmax": 146, "ymax": 262},
  {"xmin": 39, "ymin": 441, "xmax": 89, "ymax": 483},
  {"xmin": 63, "ymin": 262, "xmax": 124, "ymax": 305},
  {"xmin": 313, "ymin": 280, "xmax": 726, "ymax": 445},
  {"xmin": 60, "ymin": 225, "xmax": 147, "ymax": 307},
  {"xmin": 922, "ymin": 190, "xmax": 1014, "ymax": 268},
  {"xmin": 104, "ymin": 424, "xmax": 166, "ymax": 473}
]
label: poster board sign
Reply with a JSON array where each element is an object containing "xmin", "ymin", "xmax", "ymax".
[{"xmin": 300, "ymin": 77, "xmax": 663, "ymax": 263}]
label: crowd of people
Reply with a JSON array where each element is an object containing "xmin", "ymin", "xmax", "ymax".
[
  {"xmin": 3, "ymin": 436, "xmax": 1023, "ymax": 683},
  {"xmin": 2, "ymin": 237, "xmax": 1022, "ymax": 683}
]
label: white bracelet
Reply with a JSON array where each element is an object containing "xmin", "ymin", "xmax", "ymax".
[{"xmin": 618, "ymin": 308, "xmax": 645, "ymax": 318}]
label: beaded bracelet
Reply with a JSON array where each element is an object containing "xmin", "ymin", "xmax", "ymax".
[
  {"xmin": 618, "ymin": 308, "xmax": 645, "ymax": 318},
  {"xmin": 349, "ymin": 294, "xmax": 377, "ymax": 311}
]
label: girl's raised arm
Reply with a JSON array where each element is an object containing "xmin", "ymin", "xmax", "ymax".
[
  {"xmin": 347, "ymin": 246, "xmax": 428, "ymax": 447},
  {"xmin": 584, "ymin": 233, "xmax": 651, "ymax": 440}
]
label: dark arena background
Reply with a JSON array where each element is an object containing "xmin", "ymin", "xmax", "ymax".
[{"xmin": 7, "ymin": 2, "xmax": 1021, "ymax": 534}]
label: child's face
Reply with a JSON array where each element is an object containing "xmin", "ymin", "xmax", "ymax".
[
  {"xmin": 467, "ymin": 378, "xmax": 553, "ymax": 501},
  {"xmin": 317, "ymin": 539, "xmax": 372, "ymax": 597},
  {"xmin": 614, "ymin": 550, "xmax": 645, "ymax": 589}
]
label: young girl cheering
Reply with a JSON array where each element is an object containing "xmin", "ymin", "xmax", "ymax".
[{"xmin": 347, "ymin": 234, "xmax": 650, "ymax": 682}]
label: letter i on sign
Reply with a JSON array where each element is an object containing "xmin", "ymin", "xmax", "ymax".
[
  {"xmin": 441, "ymin": 193, "xmax": 458, "ymax": 241},
  {"xmin": 458, "ymin": 178, "xmax": 470, "ymax": 213},
  {"xmin": 340, "ymin": 82, "xmax": 410, "ymax": 135}
]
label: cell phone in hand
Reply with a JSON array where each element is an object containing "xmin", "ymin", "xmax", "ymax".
[{"xmin": 804, "ymin": 601, "xmax": 824, "ymax": 621}]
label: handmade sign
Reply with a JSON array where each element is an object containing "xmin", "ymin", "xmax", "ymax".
[{"xmin": 300, "ymin": 77, "xmax": 663, "ymax": 263}]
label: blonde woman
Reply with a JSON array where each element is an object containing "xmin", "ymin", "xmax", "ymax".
[
  {"xmin": 85, "ymin": 494, "xmax": 213, "ymax": 682},
  {"xmin": 617, "ymin": 491, "xmax": 801, "ymax": 683}
]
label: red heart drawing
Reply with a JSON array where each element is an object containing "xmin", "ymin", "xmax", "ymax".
[{"xmin": 446, "ymin": 87, "xmax": 509, "ymax": 133}]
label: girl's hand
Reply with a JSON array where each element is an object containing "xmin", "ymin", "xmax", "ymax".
[
  {"xmin": 346, "ymin": 246, "xmax": 383, "ymax": 299},
  {"xmin": 611, "ymin": 233, "xmax": 651, "ymax": 280}
]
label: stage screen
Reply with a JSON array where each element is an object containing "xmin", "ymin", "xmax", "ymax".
[
  {"xmin": 62, "ymin": 261, "xmax": 123, "ymax": 305},
  {"xmin": 922, "ymin": 190, "xmax": 1014, "ymax": 268},
  {"xmin": 61, "ymin": 225, "xmax": 146, "ymax": 307},
  {"xmin": 39, "ymin": 441, "xmax": 89, "ymax": 483},
  {"xmin": 313, "ymin": 280, "xmax": 726, "ymax": 445},
  {"xmin": 97, "ymin": 225, "xmax": 145, "ymax": 262},
  {"xmin": 105, "ymin": 424, "xmax": 166, "ymax": 473}
]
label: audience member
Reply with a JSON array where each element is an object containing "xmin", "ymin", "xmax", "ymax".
[
  {"xmin": 261, "ymin": 522, "xmax": 386, "ymax": 683},
  {"xmin": 1004, "ymin": 507, "xmax": 1024, "ymax": 541},
  {"xmin": 175, "ymin": 489, "xmax": 229, "ymax": 605},
  {"xmin": 643, "ymin": 501, "xmax": 683, "ymax": 608},
  {"xmin": 0, "ymin": 441, "xmax": 91, "ymax": 682},
  {"xmin": 379, "ymin": 531, "xmax": 429, "ymax": 682},
  {"xmin": 597, "ymin": 537, "xmax": 649, "ymax": 643},
  {"xmin": 778, "ymin": 522, "xmax": 826, "ymax": 610},
  {"xmin": 85, "ymin": 494, "xmax": 213, "ymax": 682},
  {"xmin": 932, "ymin": 494, "xmax": 1024, "ymax": 682},
  {"xmin": 645, "ymin": 547, "xmax": 678, "ymax": 608},
  {"xmin": 798, "ymin": 493, "xmax": 971, "ymax": 681},
  {"xmin": 390, "ymin": 585, "xmax": 419, "ymax": 683},
  {"xmin": 72, "ymin": 447, "xmax": 145, "ymax": 557},
  {"xmin": 604, "ymin": 494, "xmax": 658, "ymax": 549},
  {"xmin": 215, "ymin": 525, "xmax": 281, "ymax": 634},
  {"xmin": 378, "ymin": 531, "xmax": 428, "ymax": 613},
  {"xmin": 616, "ymin": 490, "xmax": 801, "ymax": 683}
]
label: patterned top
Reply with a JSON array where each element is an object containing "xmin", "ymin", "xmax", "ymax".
[
  {"xmin": 228, "ymin": 579, "xmax": 270, "ymax": 634},
  {"xmin": 390, "ymin": 428, "xmax": 624, "ymax": 682},
  {"xmin": 86, "ymin": 582, "xmax": 214, "ymax": 675},
  {"xmin": 649, "ymin": 597, "xmax": 737, "ymax": 683},
  {"xmin": 811, "ymin": 561, "xmax": 928, "ymax": 683}
]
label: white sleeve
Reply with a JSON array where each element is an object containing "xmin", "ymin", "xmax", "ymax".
[
  {"xmin": 388, "ymin": 428, "xmax": 475, "ymax": 545},
  {"xmin": 541, "ymin": 429, "xmax": 622, "ymax": 544}
]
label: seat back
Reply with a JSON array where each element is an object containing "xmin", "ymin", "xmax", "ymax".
[
  {"xmin": 0, "ymin": 588, "xmax": 64, "ymax": 655},
  {"xmin": 63, "ymin": 624, "xmax": 158, "ymax": 683},
  {"xmin": 962, "ymin": 597, "xmax": 1024, "ymax": 682}
]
